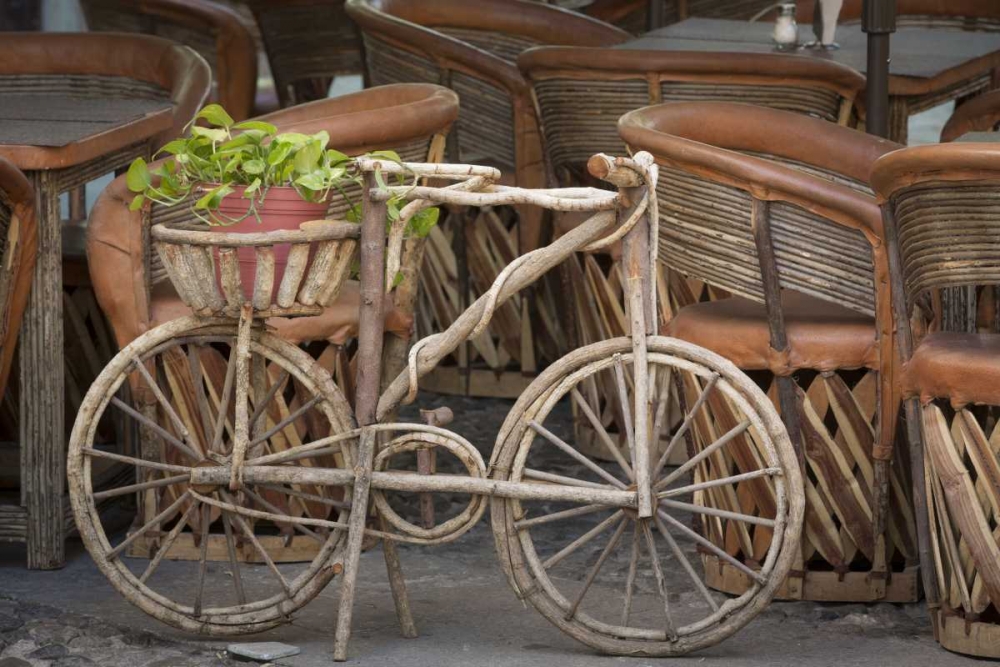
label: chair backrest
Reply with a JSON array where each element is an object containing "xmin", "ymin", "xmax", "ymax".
[
  {"xmin": 87, "ymin": 83, "xmax": 459, "ymax": 349},
  {"xmin": 80, "ymin": 0, "xmax": 256, "ymax": 121},
  {"xmin": 345, "ymin": 0, "xmax": 628, "ymax": 171},
  {"xmin": 521, "ymin": 47, "xmax": 866, "ymax": 184},
  {"xmin": 585, "ymin": 0, "xmax": 779, "ymax": 35},
  {"xmin": 872, "ymin": 143, "xmax": 1000, "ymax": 333},
  {"xmin": 941, "ymin": 89, "xmax": 1000, "ymax": 142},
  {"xmin": 619, "ymin": 102, "xmax": 898, "ymax": 318},
  {"xmin": 0, "ymin": 32, "xmax": 211, "ymax": 145},
  {"xmin": 795, "ymin": 0, "xmax": 1000, "ymax": 31},
  {"xmin": 243, "ymin": 0, "xmax": 364, "ymax": 109},
  {"xmin": 0, "ymin": 158, "xmax": 36, "ymax": 398}
]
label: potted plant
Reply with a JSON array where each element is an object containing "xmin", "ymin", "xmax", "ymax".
[{"xmin": 125, "ymin": 103, "xmax": 438, "ymax": 297}]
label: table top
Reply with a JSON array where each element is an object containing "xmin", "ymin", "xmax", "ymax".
[
  {"xmin": 0, "ymin": 94, "xmax": 174, "ymax": 171},
  {"xmin": 619, "ymin": 19, "xmax": 1000, "ymax": 96}
]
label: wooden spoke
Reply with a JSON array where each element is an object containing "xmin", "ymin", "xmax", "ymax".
[
  {"xmin": 139, "ymin": 503, "xmax": 196, "ymax": 584},
  {"xmin": 514, "ymin": 504, "xmax": 607, "ymax": 530},
  {"xmin": 543, "ymin": 510, "xmax": 625, "ymax": 570},
  {"xmin": 256, "ymin": 483, "xmax": 351, "ymax": 510},
  {"xmin": 93, "ymin": 474, "xmax": 191, "ymax": 500},
  {"xmin": 570, "ymin": 388, "xmax": 634, "ymax": 481},
  {"xmin": 565, "ymin": 517, "xmax": 629, "ymax": 620},
  {"xmin": 221, "ymin": 491, "xmax": 293, "ymax": 597},
  {"xmin": 250, "ymin": 394, "xmax": 323, "ymax": 446},
  {"xmin": 247, "ymin": 368, "xmax": 290, "ymax": 429},
  {"xmin": 111, "ymin": 397, "xmax": 202, "ymax": 461},
  {"xmin": 523, "ymin": 468, "xmax": 617, "ymax": 491},
  {"xmin": 109, "ymin": 491, "xmax": 190, "ymax": 559},
  {"xmin": 653, "ymin": 373, "xmax": 719, "ymax": 480},
  {"xmin": 612, "ymin": 354, "xmax": 636, "ymax": 469},
  {"xmin": 252, "ymin": 445, "xmax": 341, "ymax": 467},
  {"xmin": 242, "ymin": 487, "xmax": 325, "ymax": 544},
  {"xmin": 652, "ymin": 513, "xmax": 719, "ymax": 612},
  {"xmin": 658, "ymin": 467, "xmax": 781, "ymax": 500},
  {"xmin": 648, "ymin": 370, "xmax": 673, "ymax": 466},
  {"xmin": 248, "ymin": 430, "xmax": 358, "ymax": 466},
  {"xmin": 621, "ymin": 520, "xmax": 641, "ymax": 627},
  {"xmin": 193, "ymin": 503, "xmax": 211, "ymax": 617},
  {"xmin": 657, "ymin": 420, "xmax": 751, "ymax": 490},
  {"xmin": 657, "ymin": 510, "xmax": 767, "ymax": 585},
  {"xmin": 529, "ymin": 421, "xmax": 627, "ymax": 489},
  {"xmin": 660, "ymin": 498, "xmax": 776, "ymax": 528},
  {"xmin": 131, "ymin": 358, "xmax": 192, "ymax": 446},
  {"xmin": 83, "ymin": 448, "xmax": 192, "ymax": 475},
  {"xmin": 209, "ymin": 345, "xmax": 239, "ymax": 454},
  {"xmin": 641, "ymin": 518, "xmax": 678, "ymax": 641},
  {"xmin": 221, "ymin": 512, "xmax": 247, "ymax": 605},
  {"xmin": 186, "ymin": 345, "xmax": 214, "ymax": 455}
]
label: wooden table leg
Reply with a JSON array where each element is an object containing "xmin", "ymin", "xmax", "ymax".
[
  {"xmin": 21, "ymin": 171, "xmax": 65, "ymax": 569},
  {"xmin": 888, "ymin": 96, "xmax": 910, "ymax": 145}
]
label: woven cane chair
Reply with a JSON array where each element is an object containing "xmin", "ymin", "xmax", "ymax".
[
  {"xmin": 941, "ymin": 88, "xmax": 1000, "ymax": 142},
  {"xmin": 795, "ymin": 0, "xmax": 1000, "ymax": 31},
  {"xmin": 0, "ymin": 159, "xmax": 36, "ymax": 498},
  {"xmin": 521, "ymin": 47, "xmax": 865, "ymax": 463},
  {"xmin": 243, "ymin": 0, "xmax": 365, "ymax": 108},
  {"xmin": 873, "ymin": 143, "xmax": 1000, "ymax": 658},
  {"xmin": 620, "ymin": 101, "xmax": 919, "ymax": 602},
  {"xmin": 86, "ymin": 83, "xmax": 457, "ymax": 563},
  {"xmin": 346, "ymin": 0, "xmax": 629, "ymax": 397},
  {"xmin": 80, "ymin": 0, "xmax": 258, "ymax": 121}
]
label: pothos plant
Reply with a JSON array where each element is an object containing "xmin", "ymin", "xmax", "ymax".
[{"xmin": 125, "ymin": 103, "xmax": 440, "ymax": 238}]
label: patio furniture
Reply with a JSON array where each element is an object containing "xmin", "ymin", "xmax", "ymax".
[
  {"xmin": 627, "ymin": 17, "xmax": 1000, "ymax": 144},
  {"xmin": 873, "ymin": 141, "xmax": 1000, "ymax": 658},
  {"xmin": 521, "ymin": 46, "xmax": 864, "ymax": 464},
  {"xmin": 620, "ymin": 101, "xmax": 918, "ymax": 601},
  {"xmin": 243, "ymin": 0, "xmax": 364, "ymax": 108},
  {"xmin": 584, "ymin": 0, "xmax": 778, "ymax": 35},
  {"xmin": 346, "ymin": 0, "xmax": 630, "ymax": 398},
  {"xmin": 80, "ymin": 0, "xmax": 258, "ymax": 121},
  {"xmin": 942, "ymin": 88, "xmax": 1000, "ymax": 141},
  {"xmin": 86, "ymin": 83, "xmax": 458, "ymax": 563},
  {"xmin": 0, "ymin": 160, "xmax": 37, "ymax": 540},
  {"xmin": 794, "ymin": 0, "xmax": 1000, "ymax": 31},
  {"xmin": 0, "ymin": 32, "xmax": 209, "ymax": 569}
]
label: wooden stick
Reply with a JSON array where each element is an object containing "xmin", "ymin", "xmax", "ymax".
[
  {"xmin": 230, "ymin": 305, "xmax": 254, "ymax": 491},
  {"xmin": 641, "ymin": 518, "xmax": 678, "ymax": 641},
  {"xmin": 380, "ymin": 514, "xmax": 418, "ymax": 639},
  {"xmin": 250, "ymin": 394, "xmax": 322, "ymax": 446},
  {"xmin": 222, "ymin": 491, "xmax": 292, "ymax": 597},
  {"xmin": 109, "ymin": 491, "xmax": 190, "ymax": 559},
  {"xmin": 543, "ymin": 510, "xmax": 624, "ymax": 570},
  {"xmin": 657, "ymin": 509, "xmax": 766, "ymax": 585},
  {"xmin": 139, "ymin": 503, "xmax": 196, "ymax": 584},
  {"xmin": 221, "ymin": 512, "xmax": 247, "ymax": 604},
  {"xmin": 570, "ymin": 388, "xmax": 634, "ymax": 480},
  {"xmin": 613, "ymin": 354, "xmax": 636, "ymax": 471},
  {"xmin": 523, "ymin": 468, "xmax": 615, "ymax": 491},
  {"xmin": 566, "ymin": 518, "xmax": 628, "ymax": 619},
  {"xmin": 621, "ymin": 521, "xmax": 641, "ymax": 627},
  {"xmin": 131, "ymin": 359, "xmax": 192, "ymax": 445},
  {"xmin": 243, "ymin": 487, "xmax": 324, "ymax": 544},
  {"xmin": 93, "ymin": 474, "xmax": 190, "ymax": 500},
  {"xmin": 659, "ymin": 467, "xmax": 782, "ymax": 499},
  {"xmin": 193, "ymin": 503, "xmax": 211, "ymax": 617},
  {"xmin": 658, "ymin": 420, "xmax": 751, "ymax": 490},
  {"xmin": 83, "ymin": 448, "xmax": 191, "ymax": 474},
  {"xmin": 659, "ymin": 498, "xmax": 776, "ymax": 528},
  {"xmin": 529, "ymin": 421, "xmax": 627, "ymax": 489},
  {"xmin": 111, "ymin": 397, "xmax": 201, "ymax": 461},
  {"xmin": 209, "ymin": 345, "xmax": 239, "ymax": 454},
  {"xmin": 514, "ymin": 504, "xmax": 606, "ymax": 530},
  {"xmin": 653, "ymin": 512, "xmax": 719, "ymax": 612},
  {"xmin": 653, "ymin": 374, "xmax": 720, "ymax": 481}
]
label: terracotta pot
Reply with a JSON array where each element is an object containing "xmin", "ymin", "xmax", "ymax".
[{"xmin": 211, "ymin": 185, "xmax": 328, "ymax": 301}]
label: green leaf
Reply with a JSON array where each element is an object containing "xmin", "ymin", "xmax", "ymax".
[
  {"xmin": 408, "ymin": 206, "xmax": 440, "ymax": 238},
  {"xmin": 295, "ymin": 172, "xmax": 327, "ymax": 191},
  {"xmin": 232, "ymin": 120, "xmax": 277, "ymax": 135},
  {"xmin": 326, "ymin": 149, "xmax": 351, "ymax": 165},
  {"xmin": 126, "ymin": 158, "xmax": 151, "ymax": 193},
  {"xmin": 194, "ymin": 183, "xmax": 233, "ymax": 210},
  {"xmin": 266, "ymin": 142, "xmax": 293, "ymax": 166},
  {"xmin": 196, "ymin": 104, "xmax": 235, "ymax": 129},
  {"xmin": 392, "ymin": 271, "xmax": 404, "ymax": 288},
  {"xmin": 190, "ymin": 125, "xmax": 229, "ymax": 143},
  {"xmin": 156, "ymin": 139, "xmax": 188, "ymax": 156},
  {"xmin": 128, "ymin": 193, "xmax": 146, "ymax": 211},
  {"xmin": 369, "ymin": 149, "xmax": 401, "ymax": 163},
  {"xmin": 243, "ymin": 178, "xmax": 262, "ymax": 196},
  {"xmin": 275, "ymin": 132, "xmax": 312, "ymax": 146},
  {"xmin": 243, "ymin": 158, "xmax": 265, "ymax": 175},
  {"xmin": 294, "ymin": 140, "xmax": 323, "ymax": 174}
]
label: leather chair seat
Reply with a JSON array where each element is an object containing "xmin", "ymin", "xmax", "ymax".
[
  {"xmin": 903, "ymin": 332, "xmax": 1000, "ymax": 408},
  {"xmin": 149, "ymin": 280, "xmax": 412, "ymax": 346},
  {"xmin": 663, "ymin": 291, "xmax": 877, "ymax": 375}
]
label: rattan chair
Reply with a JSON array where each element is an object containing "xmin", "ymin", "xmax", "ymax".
[
  {"xmin": 346, "ymin": 0, "xmax": 629, "ymax": 397},
  {"xmin": 86, "ymin": 83, "xmax": 458, "ymax": 563},
  {"xmin": 80, "ymin": 0, "xmax": 257, "ymax": 121},
  {"xmin": 620, "ymin": 101, "xmax": 918, "ymax": 602},
  {"xmin": 873, "ymin": 142, "xmax": 1000, "ymax": 658},
  {"xmin": 521, "ymin": 47, "xmax": 865, "ymax": 463},
  {"xmin": 243, "ymin": 0, "xmax": 365, "ymax": 108},
  {"xmin": 941, "ymin": 88, "xmax": 1000, "ymax": 141},
  {"xmin": 795, "ymin": 0, "xmax": 1000, "ymax": 31}
]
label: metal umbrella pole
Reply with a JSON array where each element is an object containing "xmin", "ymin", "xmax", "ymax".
[
  {"xmin": 862, "ymin": 0, "xmax": 896, "ymax": 137},
  {"xmin": 647, "ymin": 0, "xmax": 665, "ymax": 31}
]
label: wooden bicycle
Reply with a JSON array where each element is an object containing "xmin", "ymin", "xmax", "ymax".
[{"xmin": 68, "ymin": 152, "xmax": 804, "ymax": 659}]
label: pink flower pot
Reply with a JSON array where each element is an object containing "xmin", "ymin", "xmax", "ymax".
[{"xmin": 211, "ymin": 186, "xmax": 328, "ymax": 301}]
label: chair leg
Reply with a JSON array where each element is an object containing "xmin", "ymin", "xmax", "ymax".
[
  {"xmin": 333, "ymin": 427, "xmax": 377, "ymax": 661},
  {"xmin": 868, "ymin": 459, "xmax": 890, "ymax": 599},
  {"xmin": 904, "ymin": 398, "xmax": 939, "ymax": 608},
  {"xmin": 380, "ymin": 515, "xmax": 418, "ymax": 639}
]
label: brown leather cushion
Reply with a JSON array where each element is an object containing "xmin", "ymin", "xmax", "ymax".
[
  {"xmin": 903, "ymin": 332, "xmax": 1000, "ymax": 408},
  {"xmin": 664, "ymin": 291, "xmax": 877, "ymax": 375},
  {"xmin": 149, "ymin": 280, "xmax": 412, "ymax": 346}
]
